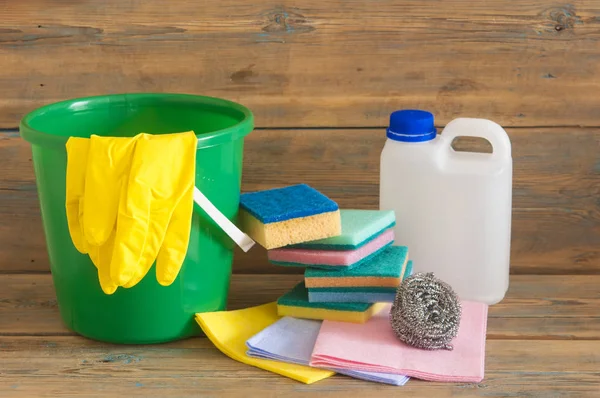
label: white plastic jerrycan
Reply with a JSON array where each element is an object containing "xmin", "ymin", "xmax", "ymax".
[{"xmin": 380, "ymin": 110, "xmax": 512, "ymax": 305}]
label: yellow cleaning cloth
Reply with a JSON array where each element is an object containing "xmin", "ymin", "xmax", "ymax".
[
  {"xmin": 65, "ymin": 131, "xmax": 197, "ymax": 294},
  {"xmin": 195, "ymin": 302, "xmax": 335, "ymax": 384}
]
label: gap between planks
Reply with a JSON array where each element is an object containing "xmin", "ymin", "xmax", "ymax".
[{"xmin": 4, "ymin": 125, "xmax": 600, "ymax": 133}]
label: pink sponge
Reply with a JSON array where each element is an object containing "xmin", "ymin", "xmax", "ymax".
[{"xmin": 268, "ymin": 228, "xmax": 394, "ymax": 270}]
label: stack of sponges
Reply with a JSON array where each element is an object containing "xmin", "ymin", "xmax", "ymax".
[{"xmin": 238, "ymin": 184, "xmax": 413, "ymax": 325}]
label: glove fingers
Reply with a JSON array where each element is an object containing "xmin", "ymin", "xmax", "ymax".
[
  {"xmin": 97, "ymin": 233, "xmax": 119, "ymax": 295},
  {"xmin": 99, "ymin": 266, "xmax": 119, "ymax": 295},
  {"xmin": 121, "ymin": 211, "xmax": 170, "ymax": 289},
  {"xmin": 87, "ymin": 236, "xmax": 119, "ymax": 295},
  {"xmin": 155, "ymin": 131, "xmax": 196, "ymax": 286},
  {"xmin": 120, "ymin": 134, "xmax": 181, "ymax": 289},
  {"xmin": 66, "ymin": 137, "xmax": 116, "ymax": 293},
  {"xmin": 65, "ymin": 138, "xmax": 90, "ymax": 254},
  {"xmin": 156, "ymin": 188, "xmax": 194, "ymax": 286},
  {"xmin": 120, "ymin": 264, "xmax": 150, "ymax": 289},
  {"xmin": 110, "ymin": 135, "xmax": 152, "ymax": 286},
  {"xmin": 111, "ymin": 131, "xmax": 196, "ymax": 289},
  {"xmin": 82, "ymin": 135, "xmax": 138, "ymax": 247}
]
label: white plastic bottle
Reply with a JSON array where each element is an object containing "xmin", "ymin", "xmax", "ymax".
[{"xmin": 379, "ymin": 110, "xmax": 512, "ymax": 305}]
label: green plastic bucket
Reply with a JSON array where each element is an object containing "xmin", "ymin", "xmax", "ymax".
[{"xmin": 20, "ymin": 93, "xmax": 254, "ymax": 344}]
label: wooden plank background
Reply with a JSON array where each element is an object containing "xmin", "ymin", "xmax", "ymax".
[
  {"xmin": 2, "ymin": 0, "xmax": 600, "ymax": 128},
  {"xmin": 2, "ymin": 128, "xmax": 599, "ymax": 274},
  {"xmin": 1, "ymin": 0, "xmax": 599, "ymax": 274}
]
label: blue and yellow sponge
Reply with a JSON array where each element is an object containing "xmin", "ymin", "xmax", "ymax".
[{"xmin": 238, "ymin": 184, "xmax": 342, "ymax": 249}]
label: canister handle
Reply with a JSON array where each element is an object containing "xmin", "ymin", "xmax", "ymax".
[{"xmin": 440, "ymin": 118, "xmax": 512, "ymax": 160}]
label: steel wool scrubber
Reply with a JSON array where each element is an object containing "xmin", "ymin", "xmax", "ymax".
[{"xmin": 390, "ymin": 272, "xmax": 462, "ymax": 350}]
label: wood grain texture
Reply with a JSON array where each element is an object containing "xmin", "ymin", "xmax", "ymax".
[
  {"xmin": 1, "ymin": 336, "xmax": 599, "ymax": 397},
  {"xmin": 2, "ymin": 127, "xmax": 599, "ymax": 273},
  {"xmin": 1, "ymin": 274, "xmax": 599, "ymax": 396},
  {"xmin": 2, "ymin": 1, "xmax": 600, "ymax": 128},
  {"xmin": 2, "ymin": 274, "xmax": 599, "ymax": 340}
]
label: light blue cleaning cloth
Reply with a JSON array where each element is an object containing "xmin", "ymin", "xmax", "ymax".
[{"xmin": 246, "ymin": 316, "xmax": 410, "ymax": 386}]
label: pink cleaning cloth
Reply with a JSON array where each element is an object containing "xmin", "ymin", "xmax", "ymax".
[
  {"xmin": 310, "ymin": 301, "xmax": 488, "ymax": 383},
  {"xmin": 268, "ymin": 228, "xmax": 394, "ymax": 267}
]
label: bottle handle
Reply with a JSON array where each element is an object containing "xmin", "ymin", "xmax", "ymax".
[{"xmin": 440, "ymin": 118, "xmax": 511, "ymax": 160}]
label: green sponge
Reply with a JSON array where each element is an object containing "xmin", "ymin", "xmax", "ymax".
[
  {"xmin": 276, "ymin": 281, "xmax": 385, "ymax": 323},
  {"xmin": 290, "ymin": 209, "xmax": 396, "ymax": 250},
  {"xmin": 304, "ymin": 245, "xmax": 409, "ymax": 288},
  {"xmin": 307, "ymin": 261, "xmax": 414, "ymax": 303}
]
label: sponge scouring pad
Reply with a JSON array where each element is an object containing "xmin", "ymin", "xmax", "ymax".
[
  {"xmin": 304, "ymin": 245, "xmax": 409, "ymax": 288},
  {"xmin": 268, "ymin": 228, "xmax": 394, "ymax": 270},
  {"xmin": 238, "ymin": 184, "xmax": 341, "ymax": 249},
  {"xmin": 308, "ymin": 261, "xmax": 414, "ymax": 303},
  {"xmin": 288, "ymin": 209, "xmax": 396, "ymax": 250},
  {"xmin": 277, "ymin": 281, "xmax": 386, "ymax": 323}
]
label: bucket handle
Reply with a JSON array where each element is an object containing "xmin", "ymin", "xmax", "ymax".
[{"xmin": 193, "ymin": 187, "xmax": 256, "ymax": 252}]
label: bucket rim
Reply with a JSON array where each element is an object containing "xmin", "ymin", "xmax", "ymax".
[{"xmin": 19, "ymin": 92, "xmax": 254, "ymax": 149}]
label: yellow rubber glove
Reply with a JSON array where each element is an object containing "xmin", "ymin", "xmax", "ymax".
[
  {"xmin": 65, "ymin": 136, "xmax": 138, "ymax": 294},
  {"xmin": 84, "ymin": 135, "xmax": 140, "ymax": 294},
  {"xmin": 65, "ymin": 138, "xmax": 91, "ymax": 255},
  {"xmin": 87, "ymin": 232, "xmax": 119, "ymax": 295},
  {"xmin": 66, "ymin": 131, "xmax": 195, "ymax": 292},
  {"xmin": 82, "ymin": 135, "xmax": 139, "ymax": 247},
  {"xmin": 110, "ymin": 131, "xmax": 197, "ymax": 287},
  {"xmin": 195, "ymin": 302, "xmax": 335, "ymax": 384}
]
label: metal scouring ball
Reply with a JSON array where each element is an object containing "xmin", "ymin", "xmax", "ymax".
[{"xmin": 390, "ymin": 272, "xmax": 462, "ymax": 350}]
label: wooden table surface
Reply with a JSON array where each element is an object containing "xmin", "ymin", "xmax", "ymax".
[{"xmin": 1, "ymin": 273, "xmax": 599, "ymax": 397}]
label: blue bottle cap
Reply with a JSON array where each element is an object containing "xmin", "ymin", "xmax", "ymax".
[{"xmin": 386, "ymin": 109, "xmax": 437, "ymax": 142}]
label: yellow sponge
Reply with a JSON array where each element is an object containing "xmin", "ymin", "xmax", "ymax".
[
  {"xmin": 277, "ymin": 302, "xmax": 386, "ymax": 324},
  {"xmin": 237, "ymin": 184, "xmax": 342, "ymax": 249},
  {"xmin": 238, "ymin": 209, "xmax": 341, "ymax": 250}
]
